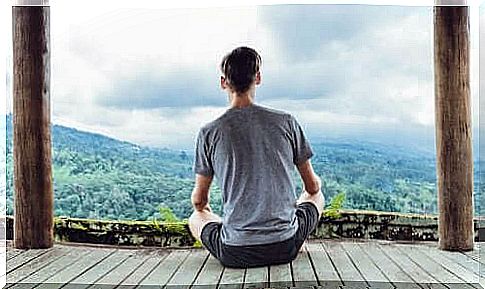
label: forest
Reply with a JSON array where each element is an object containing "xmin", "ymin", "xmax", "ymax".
[{"xmin": 5, "ymin": 114, "xmax": 483, "ymax": 221}]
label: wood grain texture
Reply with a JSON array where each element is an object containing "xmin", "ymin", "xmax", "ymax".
[
  {"xmin": 7, "ymin": 246, "xmax": 88, "ymax": 289},
  {"xmin": 68, "ymin": 249, "xmax": 132, "ymax": 288},
  {"xmin": 12, "ymin": 6, "xmax": 53, "ymax": 249},
  {"xmin": 357, "ymin": 242, "xmax": 420, "ymax": 288},
  {"xmin": 305, "ymin": 241, "xmax": 342, "ymax": 288},
  {"xmin": 138, "ymin": 249, "xmax": 190, "ymax": 287},
  {"xmin": 291, "ymin": 244, "xmax": 318, "ymax": 287},
  {"xmin": 165, "ymin": 249, "xmax": 208, "ymax": 289},
  {"xmin": 395, "ymin": 244, "xmax": 471, "ymax": 286},
  {"xmin": 118, "ymin": 250, "xmax": 169, "ymax": 287},
  {"xmin": 34, "ymin": 247, "xmax": 116, "ymax": 289},
  {"xmin": 4, "ymin": 241, "xmax": 484, "ymax": 287},
  {"xmin": 269, "ymin": 262, "xmax": 293, "ymax": 287},
  {"xmin": 192, "ymin": 254, "xmax": 223, "ymax": 289},
  {"xmin": 340, "ymin": 241, "xmax": 393, "ymax": 289},
  {"xmin": 322, "ymin": 240, "xmax": 366, "ymax": 287},
  {"xmin": 243, "ymin": 266, "xmax": 268, "ymax": 288},
  {"xmin": 414, "ymin": 245, "xmax": 480, "ymax": 288},
  {"xmin": 434, "ymin": 5, "xmax": 474, "ymax": 251},
  {"xmin": 217, "ymin": 266, "xmax": 245, "ymax": 289}
]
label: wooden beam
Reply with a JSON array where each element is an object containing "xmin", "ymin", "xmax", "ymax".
[
  {"xmin": 12, "ymin": 0, "xmax": 53, "ymax": 249},
  {"xmin": 434, "ymin": 2, "xmax": 474, "ymax": 251}
]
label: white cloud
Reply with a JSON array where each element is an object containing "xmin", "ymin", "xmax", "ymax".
[
  {"xmin": 5, "ymin": 3, "xmax": 480, "ymax": 151},
  {"xmin": 53, "ymin": 102, "xmax": 227, "ymax": 150}
]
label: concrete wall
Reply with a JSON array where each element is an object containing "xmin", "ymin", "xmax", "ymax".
[{"xmin": 4, "ymin": 210, "xmax": 483, "ymax": 247}]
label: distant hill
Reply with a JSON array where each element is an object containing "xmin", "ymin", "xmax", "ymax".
[{"xmin": 5, "ymin": 114, "xmax": 482, "ymax": 220}]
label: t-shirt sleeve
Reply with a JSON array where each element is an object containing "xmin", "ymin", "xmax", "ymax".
[
  {"xmin": 193, "ymin": 128, "xmax": 214, "ymax": 176},
  {"xmin": 289, "ymin": 115, "xmax": 314, "ymax": 166}
]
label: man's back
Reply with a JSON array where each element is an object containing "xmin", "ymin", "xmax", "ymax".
[{"xmin": 193, "ymin": 102, "xmax": 314, "ymax": 246}]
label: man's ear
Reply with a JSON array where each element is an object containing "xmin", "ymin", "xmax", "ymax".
[
  {"xmin": 255, "ymin": 71, "xmax": 261, "ymax": 85},
  {"xmin": 220, "ymin": 76, "xmax": 227, "ymax": 90}
]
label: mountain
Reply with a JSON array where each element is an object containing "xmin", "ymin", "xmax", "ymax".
[{"xmin": 5, "ymin": 114, "xmax": 483, "ymax": 220}]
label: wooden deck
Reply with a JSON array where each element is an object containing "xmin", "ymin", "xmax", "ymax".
[{"xmin": 3, "ymin": 239, "xmax": 484, "ymax": 289}]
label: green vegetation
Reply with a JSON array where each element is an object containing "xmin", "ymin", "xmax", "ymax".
[
  {"xmin": 152, "ymin": 206, "xmax": 181, "ymax": 232},
  {"xmin": 324, "ymin": 191, "xmax": 346, "ymax": 219},
  {"xmin": 5, "ymin": 114, "xmax": 483, "ymax": 221}
]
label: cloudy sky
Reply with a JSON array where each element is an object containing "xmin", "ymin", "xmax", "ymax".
[{"xmin": 4, "ymin": 2, "xmax": 482, "ymax": 153}]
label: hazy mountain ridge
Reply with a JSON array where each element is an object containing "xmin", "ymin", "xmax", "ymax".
[{"xmin": 5, "ymin": 114, "xmax": 482, "ymax": 220}]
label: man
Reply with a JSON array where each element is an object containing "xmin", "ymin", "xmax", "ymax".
[{"xmin": 188, "ymin": 46, "xmax": 325, "ymax": 268}]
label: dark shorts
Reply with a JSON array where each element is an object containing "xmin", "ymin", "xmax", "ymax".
[{"xmin": 200, "ymin": 202, "xmax": 320, "ymax": 268}]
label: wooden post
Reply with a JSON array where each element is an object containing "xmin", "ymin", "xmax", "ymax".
[
  {"xmin": 434, "ymin": 1, "xmax": 474, "ymax": 251},
  {"xmin": 12, "ymin": 0, "xmax": 53, "ymax": 249}
]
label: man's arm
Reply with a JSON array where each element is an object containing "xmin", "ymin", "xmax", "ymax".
[
  {"xmin": 191, "ymin": 173, "xmax": 213, "ymax": 212},
  {"xmin": 188, "ymin": 173, "xmax": 222, "ymax": 241},
  {"xmin": 296, "ymin": 159, "xmax": 321, "ymax": 195},
  {"xmin": 296, "ymin": 159, "xmax": 324, "ymax": 216}
]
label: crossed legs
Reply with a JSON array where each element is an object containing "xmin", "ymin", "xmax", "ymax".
[{"xmin": 188, "ymin": 191, "xmax": 324, "ymax": 242}]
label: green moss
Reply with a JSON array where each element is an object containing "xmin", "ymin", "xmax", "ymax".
[
  {"xmin": 69, "ymin": 222, "xmax": 88, "ymax": 231},
  {"xmin": 193, "ymin": 239, "xmax": 203, "ymax": 248},
  {"xmin": 19, "ymin": 209, "xmax": 459, "ymax": 247},
  {"xmin": 164, "ymin": 222, "xmax": 189, "ymax": 234}
]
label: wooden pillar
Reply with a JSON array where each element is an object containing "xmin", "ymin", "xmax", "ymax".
[
  {"xmin": 12, "ymin": 0, "xmax": 53, "ymax": 249},
  {"xmin": 434, "ymin": 1, "xmax": 474, "ymax": 251}
]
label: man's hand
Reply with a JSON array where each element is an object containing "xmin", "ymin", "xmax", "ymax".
[{"xmin": 200, "ymin": 203, "xmax": 213, "ymax": 213}]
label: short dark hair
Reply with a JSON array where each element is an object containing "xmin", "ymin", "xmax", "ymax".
[{"xmin": 220, "ymin": 46, "xmax": 262, "ymax": 94}]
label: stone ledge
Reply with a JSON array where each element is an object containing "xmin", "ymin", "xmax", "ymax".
[{"xmin": 3, "ymin": 210, "xmax": 483, "ymax": 247}]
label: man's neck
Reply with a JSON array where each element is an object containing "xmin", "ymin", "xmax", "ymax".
[{"xmin": 229, "ymin": 93, "xmax": 254, "ymax": 109}]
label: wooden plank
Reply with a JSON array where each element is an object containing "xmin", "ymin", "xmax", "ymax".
[
  {"xmin": 138, "ymin": 249, "xmax": 190, "ymax": 287},
  {"xmin": 357, "ymin": 242, "xmax": 421, "ymax": 289},
  {"xmin": 7, "ymin": 250, "xmax": 26, "ymax": 261},
  {"xmin": 290, "ymin": 244, "xmax": 318, "ymax": 287},
  {"xmin": 218, "ymin": 266, "xmax": 245, "ymax": 289},
  {"xmin": 396, "ymin": 244, "xmax": 471, "ymax": 286},
  {"xmin": 6, "ymin": 247, "xmax": 67, "ymax": 285},
  {"xmin": 305, "ymin": 241, "xmax": 341, "ymax": 289},
  {"xmin": 313, "ymin": 287, "xmax": 344, "ymax": 289},
  {"xmin": 89, "ymin": 249, "xmax": 154, "ymax": 288},
  {"xmin": 6, "ymin": 248, "xmax": 53, "ymax": 274},
  {"xmin": 415, "ymin": 245, "xmax": 480, "ymax": 288},
  {"xmin": 6, "ymin": 246, "xmax": 89, "ymax": 289},
  {"xmin": 463, "ymin": 246, "xmax": 480, "ymax": 259},
  {"xmin": 269, "ymin": 262, "xmax": 292, "ymax": 287},
  {"xmin": 377, "ymin": 243, "xmax": 447, "ymax": 289},
  {"xmin": 166, "ymin": 249, "xmax": 209, "ymax": 289},
  {"xmin": 340, "ymin": 241, "xmax": 393, "ymax": 289},
  {"xmin": 462, "ymin": 250, "xmax": 483, "ymax": 263},
  {"xmin": 34, "ymin": 247, "xmax": 116, "ymax": 289},
  {"xmin": 67, "ymin": 249, "xmax": 132, "ymax": 288},
  {"xmin": 417, "ymin": 247, "xmax": 479, "ymax": 283},
  {"xmin": 243, "ymin": 266, "xmax": 268, "ymax": 289},
  {"xmin": 322, "ymin": 240, "xmax": 367, "ymax": 288},
  {"xmin": 118, "ymin": 250, "xmax": 169, "ymax": 287},
  {"xmin": 441, "ymin": 249, "xmax": 481, "ymax": 277},
  {"xmin": 192, "ymin": 254, "xmax": 224, "ymax": 289}
]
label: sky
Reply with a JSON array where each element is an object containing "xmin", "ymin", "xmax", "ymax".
[{"xmin": 3, "ymin": 1, "xmax": 483, "ymax": 153}]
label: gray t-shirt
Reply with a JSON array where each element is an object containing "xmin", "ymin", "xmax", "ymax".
[{"xmin": 193, "ymin": 103, "xmax": 314, "ymax": 246}]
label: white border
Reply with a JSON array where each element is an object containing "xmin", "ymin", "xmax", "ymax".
[{"xmin": 2, "ymin": 1, "xmax": 484, "ymax": 288}]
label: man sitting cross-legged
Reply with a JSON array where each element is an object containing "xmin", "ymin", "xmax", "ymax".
[{"xmin": 188, "ymin": 46, "xmax": 325, "ymax": 268}]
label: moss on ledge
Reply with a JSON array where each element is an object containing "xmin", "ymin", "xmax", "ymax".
[{"xmin": 4, "ymin": 209, "xmax": 482, "ymax": 247}]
